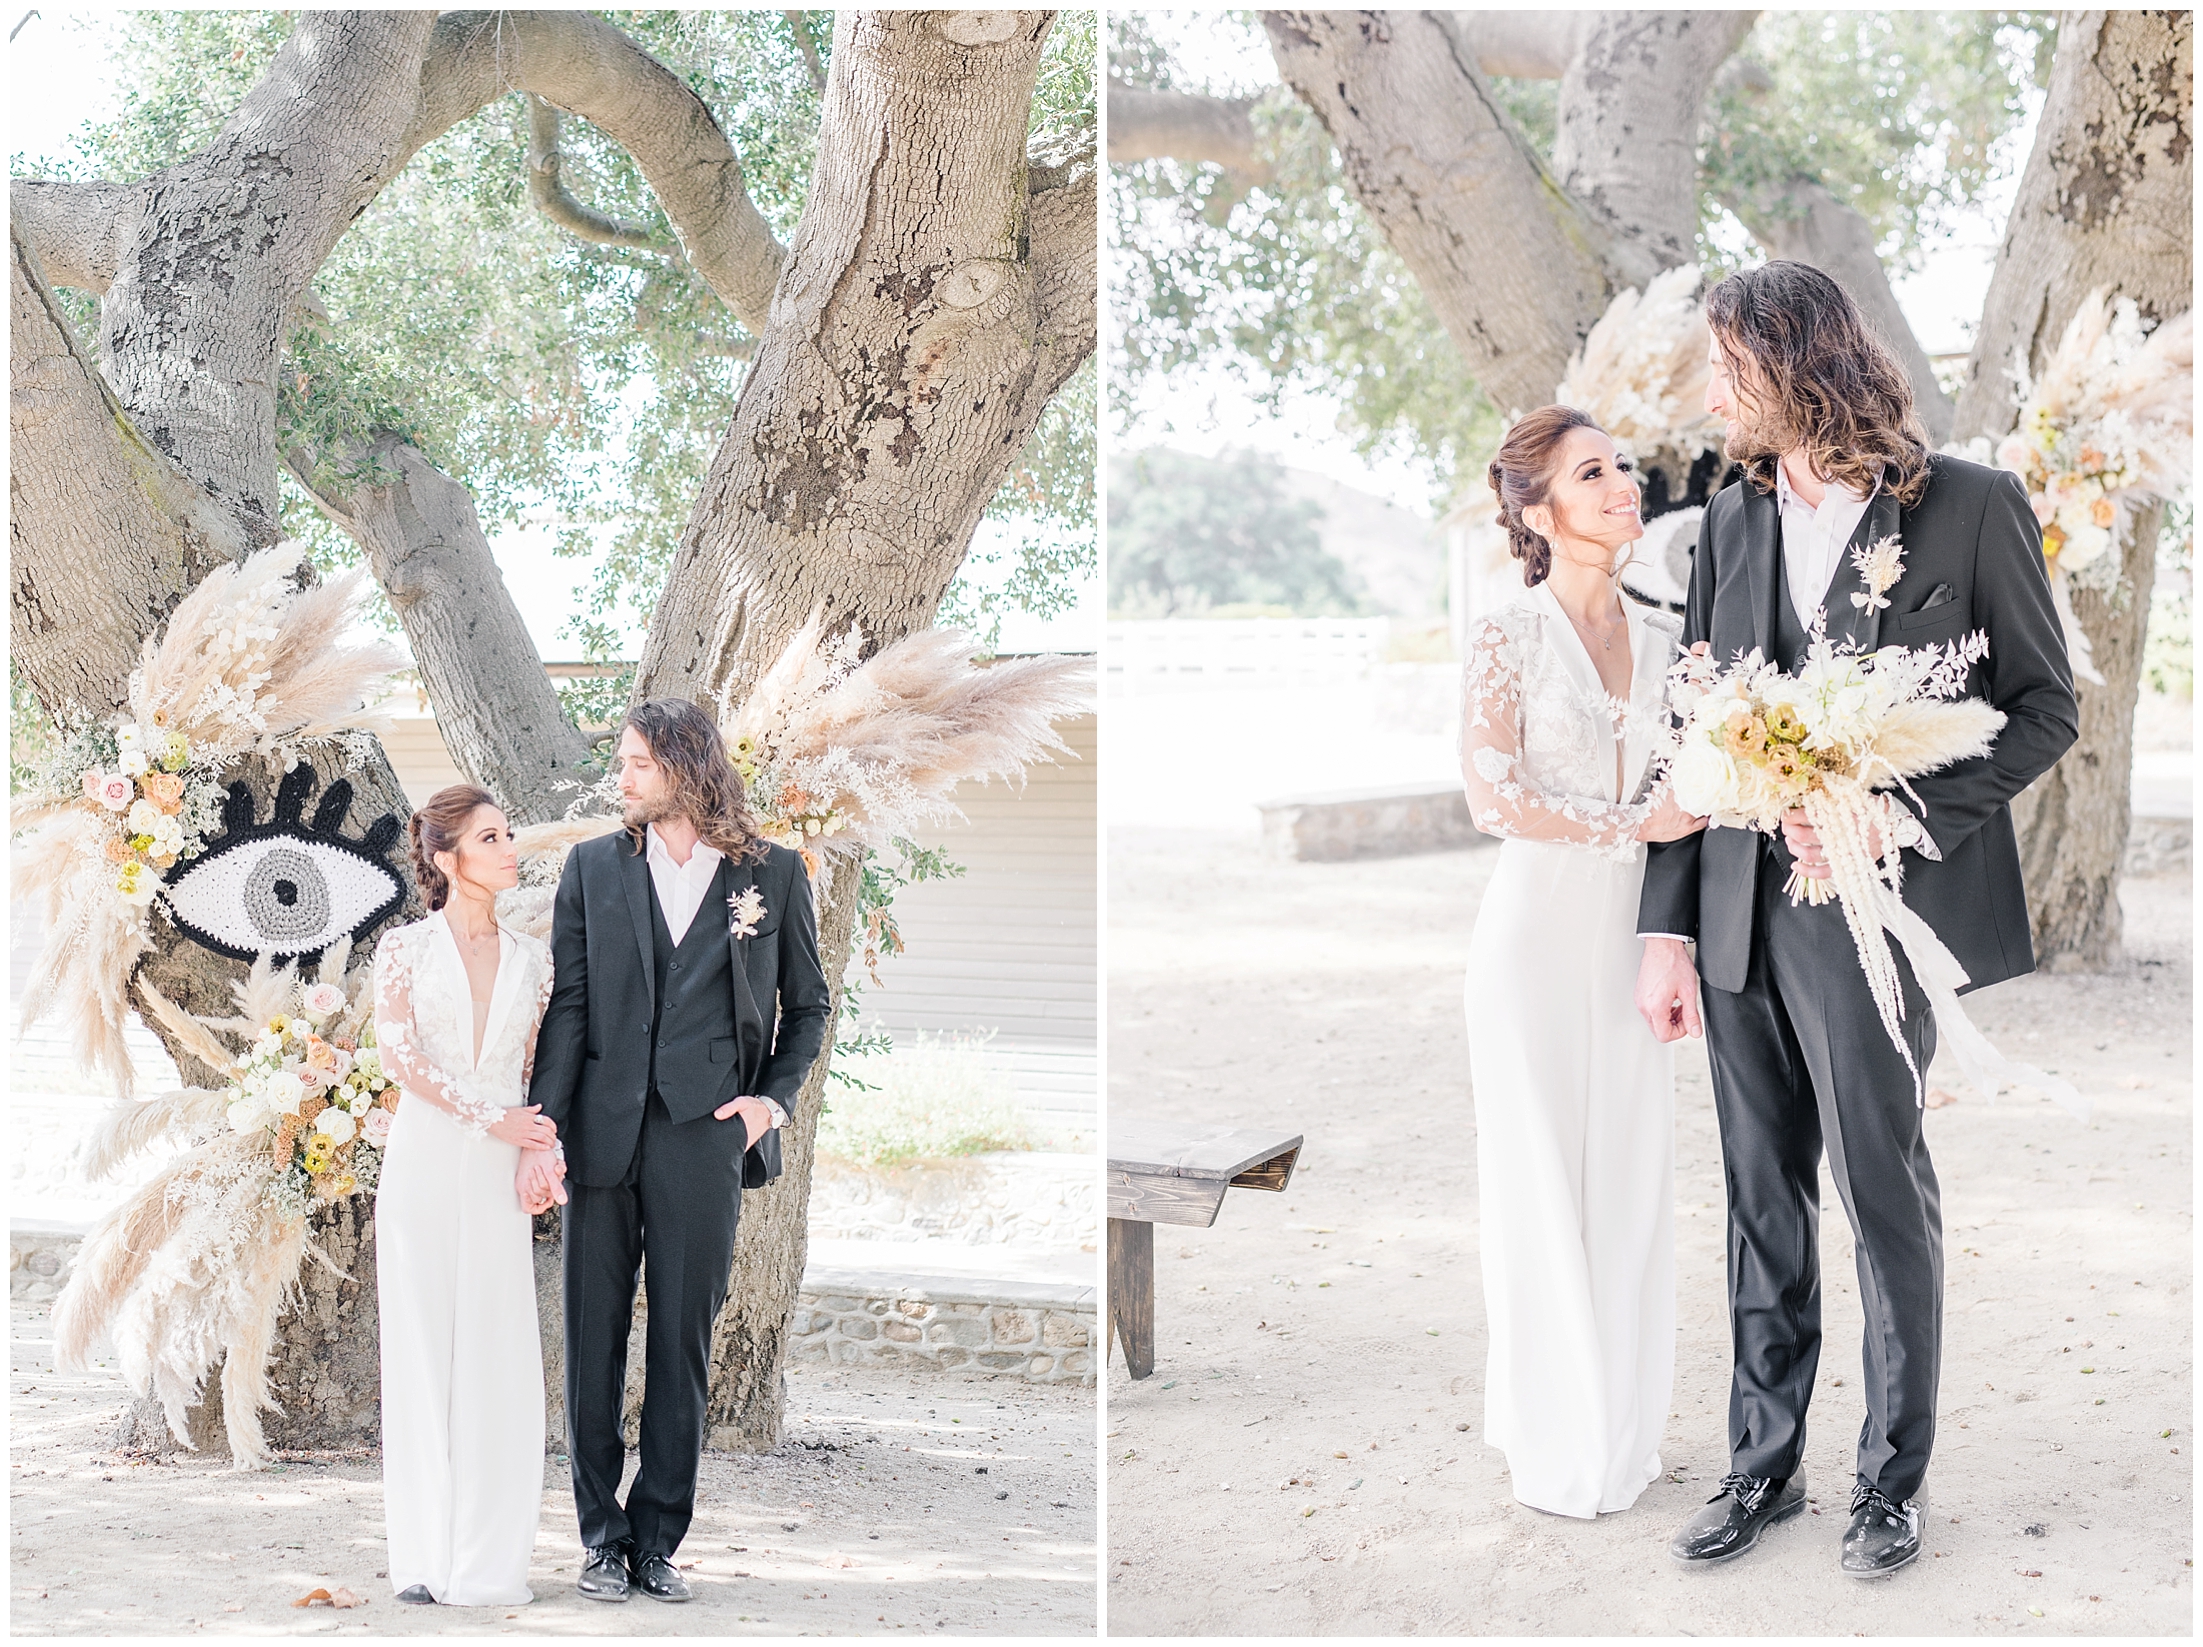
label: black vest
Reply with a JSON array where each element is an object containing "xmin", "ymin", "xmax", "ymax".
[
  {"xmin": 645, "ymin": 857, "xmax": 740, "ymax": 1098},
  {"xmin": 1773, "ymin": 527, "xmax": 1873, "ymax": 670}
]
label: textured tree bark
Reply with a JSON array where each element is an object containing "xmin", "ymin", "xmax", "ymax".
[
  {"xmin": 10, "ymin": 226, "xmax": 251, "ymax": 721},
  {"xmin": 285, "ymin": 434, "xmax": 599, "ymax": 825},
  {"xmin": 1553, "ymin": 12, "xmax": 1759, "ymax": 274},
  {"xmin": 1952, "ymin": 10, "xmax": 2193, "ymax": 441},
  {"xmin": 1260, "ymin": 8, "xmax": 1637, "ymax": 419},
  {"xmin": 98, "ymin": 11, "xmax": 441, "ymax": 541},
  {"xmin": 1949, "ymin": 11, "xmax": 2191, "ymax": 969},
  {"xmin": 1719, "ymin": 174, "xmax": 1956, "ymax": 441},
  {"xmin": 2009, "ymin": 503, "xmax": 2162, "ymax": 970},
  {"xmin": 630, "ymin": 7, "xmax": 1095, "ymax": 1451}
]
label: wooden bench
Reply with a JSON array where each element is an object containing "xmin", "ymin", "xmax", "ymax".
[{"xmin": 1105, "ymin": 1120, "xmax": 1303, "ymax": 1379}]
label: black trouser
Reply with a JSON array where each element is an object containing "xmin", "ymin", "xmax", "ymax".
[
  {"xmin": 563, "ymin": 1091, "xmax": 743, "ymax": 1558},
  {"xmin": 1698, "ymin": 841, "xmax": 1944, "ymax": 1503}
]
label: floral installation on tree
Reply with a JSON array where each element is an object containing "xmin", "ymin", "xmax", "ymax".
[
  {"xmin": 1655, "ymin": 549, "xmax": 2086, "ymax": 1120},
  {"xmin": 1989, "ymin": 289, "xmax": 2193, "ymax": 685},
  {"xmin": 51, "ymin": 940, "xmax": 391, "ymax": 1468},
  {"xmin": 498, "ymin": 617, "xmax": 1092, "ymax": 936},
  {"xmin": 13, "ymin": 542, "xmax": 402, "ymax": 1092}
]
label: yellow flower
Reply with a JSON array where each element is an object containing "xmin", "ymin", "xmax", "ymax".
[
  {"xmin": 270, "ymin": 1016, "xmax": 289, "ymax": 1035},
  {"xmin": 330, "ymin": 1173, "xmax": 358, "ymax": 1197}
]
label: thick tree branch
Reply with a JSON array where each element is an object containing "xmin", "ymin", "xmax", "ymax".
[
  {"xmin": 1440, "ymin": 11, "xmax": 1601, "ymax": 80},
  {"xmin": 1027, "ymin": 144, "xmax": 1100, "ymax": 397},
  {"xmin": 284, "ymin": 432, "xmax": 599, "ymax": 824},
  {"xmin": 785, "ymin": 10, "xmax": 828, "ymax": 95},
  {"xmin": 1106, "ymin": 83, "xmax": 1271, "ymax": 181},
  {"xmin": 408, "ymin": 9, "xmax": 786, "ymax": 333},
  {"xmin": 1954, "ymin": 9, "xmax": 2193, "ymax": 440},
  {"xmin": 1555, "ymin": 12, "xmax": 1758, "ymax": 271},
  {"xmin": 10, "ymin": 225, "xmax": 252, "ymax": 721},
  {"xmin": 1261, "ymin": 9, "xmax": 1629, "ymax": 417},
  {"xmin": 525, "ymin": 94, "xmax": 678, "ymax": 254},
  {"xmin": 7, "ymin": 177, "xmax": 144, "ymax": 294}
]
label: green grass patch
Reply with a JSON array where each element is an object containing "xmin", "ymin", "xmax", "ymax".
[{"xmin": 817, "ymin": 1031, "xmax": 1029, "ymax": 1168}]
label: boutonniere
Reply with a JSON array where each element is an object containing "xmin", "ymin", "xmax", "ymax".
[
  {"xmin": 727, "ymin": 885, "xmax": 767, "ymax": 939},
  {"xmin": 1850, "ymin": 533, "xmax": 1905, "ymax": 614}
]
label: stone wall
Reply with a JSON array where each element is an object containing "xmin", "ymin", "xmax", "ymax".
[{"xmin": 789, "ymin": 1269, "xmax": 1094, "ymax": 1385}]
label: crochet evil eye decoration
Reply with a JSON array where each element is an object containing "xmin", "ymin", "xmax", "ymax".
[{"xmin": 161, "ymin": 765, "xmax": 406, "ymax": 963}]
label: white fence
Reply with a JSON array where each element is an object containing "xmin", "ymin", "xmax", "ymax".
[{"xmin": 1104, "ymin": 618, "xmax": 1393, "ymax": 694}]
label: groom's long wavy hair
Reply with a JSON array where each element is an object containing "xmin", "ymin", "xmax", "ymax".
[
  {"xmin": 618, "ymin": 697, "xmax": 769, "ymax": 865},
  {"xmin": 1704, "ymin": 260, "xmax": 1932, "ymax": 508}
]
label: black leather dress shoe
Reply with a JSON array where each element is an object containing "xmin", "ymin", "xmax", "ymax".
[
  {"xmin": 629, "ymin": 1551, "xmax": 693, "ymax": 1602},
  {"xmin": 1669, "ymin": 1471, "xmax": 1808, "ymax": 1565},
  {"xmin": 577, "ymin": 1545, "xmax": 632, "ymax": 1601},
  {"xmin": 1841, "ymin": 1483, "xmax": 1922, "ymax": 1577},
  {"xmin": 395, "ymin": 1584, "xmax": 437, "ymax": 1605}
]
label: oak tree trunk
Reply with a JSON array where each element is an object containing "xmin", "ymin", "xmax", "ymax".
[
  {"xmin": 1952, "ymin": 10, "xmax": 2192, "ymax": 968},
  {"xmin": 635, "ymin": 9, "xmax": 1095, "ymax": 1451}
]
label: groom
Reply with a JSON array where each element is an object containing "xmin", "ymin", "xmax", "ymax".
[
  {"xmin": 524, "ymin": 696, "xmax": 832, "ymax": 1602},
  {"xmin": 1636, "ymin": 262, "xmax": 2078, "ymax": 1576}
]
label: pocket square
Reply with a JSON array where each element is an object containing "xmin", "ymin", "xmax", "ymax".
[{"xmin": 1912, "ymin": 582, "xmax": 1956, "ymax": 614}]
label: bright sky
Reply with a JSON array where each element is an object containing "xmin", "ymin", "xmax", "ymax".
[
  {"xmin": 8, "ymin": 9, "xmax": 1099, "ymax": 660},
  {"xmin": 1115, "ymin": 10, "xmax": 2045, "ymax": 520}
]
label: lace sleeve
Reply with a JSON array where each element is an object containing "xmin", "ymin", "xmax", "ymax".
[
  {"xmin": 519, "ymin": 943, "xmax": 554, "ymax": 1094},
  {"xmin": 1460, "ymin": 616, "xmax": 1652, "ymax": 862},
  {"xmin": 371, "ymin": 929, "xmax": 505, "ymax": 1138}
]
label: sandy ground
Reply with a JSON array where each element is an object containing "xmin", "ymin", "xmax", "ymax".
[
  {"xmin": 9, "ymin": 1298, "xmax": 1095, "ymax": 1637},
  {"xmin": 1105, "ymin": 827, "xmax": 2193, "ymax": 1636}
]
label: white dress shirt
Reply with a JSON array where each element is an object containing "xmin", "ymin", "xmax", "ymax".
[
  {"xmin": 1775, "ymin": 465, "xmax": 1873, "ymax": 631},
  {"xmin": 644, "ymin": 825, "xmax": 784, "ymax": 1127}
]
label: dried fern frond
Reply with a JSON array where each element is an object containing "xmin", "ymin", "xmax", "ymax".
[
  {"xmin": 53, "ymin": 1158, "xmax": 204, "ymax": 1368},
  {"xmin": 135, "ymin": 976, "xmax": 244, "ymax": 1079},
  {"xmin": 1556, "ymin": 265, "xmax": 1719, "ymax": 461},
  {"xmin": 79, "ymin": 1087, "xmax": 232, "ymax": 1183},
  {"xmin": 14, "ymin": 809, "xmax": 151, "ymax": 1094}
]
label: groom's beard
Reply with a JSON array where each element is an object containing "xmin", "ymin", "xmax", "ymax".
[{"xmin": 623, "ymin": 791, "xmax": 677, "ymax": 829}]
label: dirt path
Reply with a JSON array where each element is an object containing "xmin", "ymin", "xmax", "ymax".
[
  {"xmin": 9, "ymin": 1299, "xmax": 1094, "ymax": 1637},
  {"xmin": 1105, "ymin": 827, "xmax": 2192, "ymax": 1636}
]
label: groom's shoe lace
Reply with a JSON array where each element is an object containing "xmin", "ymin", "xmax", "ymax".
[
  {"xmin": 1849, "ymin": 1482, "xmax": 1902, "ymax": 1519},
  {"xmin": 1714, "ymin": 1472, "xmax": 1778, "ymax": 1512}
]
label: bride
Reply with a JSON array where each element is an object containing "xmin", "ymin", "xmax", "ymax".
[
  {"xmin": 1459, "ymin": 406, "xmax": 1706, "ymax": 1519},
  {"xmin": 370, "ymin": 783, "xmax": 560, "ymax": 1604}
]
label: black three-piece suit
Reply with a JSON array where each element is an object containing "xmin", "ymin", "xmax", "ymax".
[
  {"xmin": 1638, "ymin": 453, "xmax": 2078, "ymax": 1502},
  {"xmin": 529, "ymin": 830, "xmax": 832, "ymax": 1559}
]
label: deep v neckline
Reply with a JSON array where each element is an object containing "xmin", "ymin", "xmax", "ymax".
[
  {"xmin": 434, "ymin": 911, "xmax": 510, "ymax": 1072},
  {"xmin": 1531, "ymin": 580, "xmax": 1636, "ymax": 801}
]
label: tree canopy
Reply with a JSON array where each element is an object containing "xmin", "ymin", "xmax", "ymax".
[
  {"xmin": 1106, "ymin": 447, "xmax": 1356, "ymax": 617},
  {"xmin": 1111, "ymin": 10, "xmax": 2052, "ymax": 502},
  {"xmin": 22, "ymin": 8, "xmax": 1096, "ymax": 662}
]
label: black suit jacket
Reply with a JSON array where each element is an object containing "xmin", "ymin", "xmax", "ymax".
[
  {"xmin": 528, "ymin": 830, "xmax": 834, "ymax": 1188},
  {"xmin": 1638, "ymin": 453, "xmax": 2079, "ymax": 994}
]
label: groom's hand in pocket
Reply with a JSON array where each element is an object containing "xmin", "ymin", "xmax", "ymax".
[
  {"xmin": 1636, "ymin": 937, "xmax": 1703, "ymax": 1042},
  {"xmin": 714, "ymin": 1094, "xmax": 776, "ymax": 1151}
]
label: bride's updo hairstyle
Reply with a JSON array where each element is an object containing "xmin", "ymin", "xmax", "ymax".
[
  {"xmin": 408, "ymin": 784, "xmax": 497, "ymax": 911},
  {"xmin": 1488, "ymin": 404, "xmax": 1601, "ymax": 588}
]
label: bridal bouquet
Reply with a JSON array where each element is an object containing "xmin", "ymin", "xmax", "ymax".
[
  {"xmin": 1657, "ymin": 541, "xmax": 2086, "ymax": 1118},
  {"xmin": 219, "ymin": 974, "xmax": 396, "ymax": 1215}
]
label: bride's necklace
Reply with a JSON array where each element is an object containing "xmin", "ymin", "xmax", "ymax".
[{"xmin": 1562, "ymin": 598, "xmax": 1627, "ymax": 652}]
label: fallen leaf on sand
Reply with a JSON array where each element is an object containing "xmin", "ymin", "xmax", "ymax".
[
  {"xmin": 1926, "ymin": 1087, "xmax": 1961, "ymax": 1109},
  {"xmin": 2119, "ymin": 1076, "xmax": 2153, "ymax": 1090},
  {"xmin": 823, "ymin": 1553, "xmax": 859, "ymax": 1569},
  {"xmin": 221, "ymin": 1604, "xmax": 242, "ymax": 1613},
  {"xmin": 292, "ymin": 1587, "xmax": 364, "ymax": 1609}
]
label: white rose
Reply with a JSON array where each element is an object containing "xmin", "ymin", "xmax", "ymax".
[
  {"xmin": 227, "ymin": 1097, "xmax": 267, "ymax": 1134},
  {"xmin": 361, "ymin": 1106, "xmax": 395, "ymax": 1146},
  {"xmin": 353, "ymin": 1046, "xmax": 382, "ymax": 1079},
  {"xmin": 119, "ymin": 749, "xmax": 150, "ymax": 777},
  {"xmin": 126, "ymin": 797, "xmax": 162, "ymax": 835},
  {"xmin": 1670, "ymin": 736, "xmax": 1739, "ymax": 818},
  {"xmin": 265, "ymin": 1070, "xmax": 305, "ymax": 1115},
  {"xmin": 301, "ymin": 982, "xmax": 348, "ymax": 1019},
  {"xmin": 314, "ymin": 1107, "xmax": 357, "ymax": 1146},
  {"xmin": 2058, "ymin": 521, "xmax": 2112, "ymax": 572}
]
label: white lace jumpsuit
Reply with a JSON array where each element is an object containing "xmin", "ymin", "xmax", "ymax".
[
  {"xmin": 371, "ymin": 911, "xmax": 553, "ymax": 1604},
  {"xmin": 1458, "ymin": 580, "xmax": 1682, "ymax": 1519}
]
